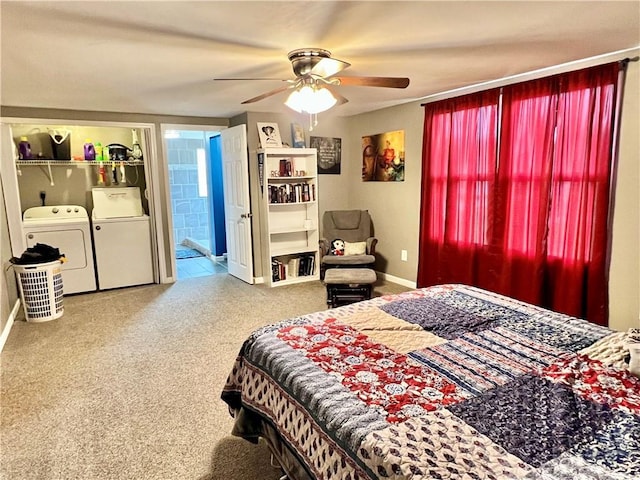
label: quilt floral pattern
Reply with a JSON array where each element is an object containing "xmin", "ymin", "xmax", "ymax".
[
  {"xmin": 276, "ymin": 319, "xmax": 468, "ymax": 423},
  {"xmin": 222, "ymin": 284, "xmax": 640, "ymax": 480}
]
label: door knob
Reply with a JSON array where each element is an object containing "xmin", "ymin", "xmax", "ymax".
[
  {"xmin": 95, "ymin": 226, "xmax": 101, "ymax": 231},
  {"xmin": 240, "ymin": 213, "xmax": 253, "ymax": 219},
  {"xmin": 28, "ymin": 234, "xmax": 34, "ymax": 239}
]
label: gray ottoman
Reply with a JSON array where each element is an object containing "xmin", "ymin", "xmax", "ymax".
[{"xmin": 324, "ymin": 268, "xmax": 377, "ymax": 308}]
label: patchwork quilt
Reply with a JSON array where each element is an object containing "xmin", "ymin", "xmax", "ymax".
[{"xmin": 221, "ymin": 284, "xmax": 640, "ymax": 480}]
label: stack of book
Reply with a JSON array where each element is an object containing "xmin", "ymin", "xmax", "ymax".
[
  {"xmin": 268, "ymin": 182, "xmax": 315, "ymax": 204},
  {"xmin": 271, "ymin": 254, "xmax": 316, "ymax": 282}
]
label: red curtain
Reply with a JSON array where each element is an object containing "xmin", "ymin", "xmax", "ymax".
[
  {"xmin": 418, "ymin": 63, "xmax": 620, "ymax": 325},
  {"xmin": 544, "ymin": 65, "xmax": 619, "ymax": 323},
  {"xmin": 418, "ymin": 90, "xmax": 500, "ymax": 287},
  {"xmin": 493, "ymin": 78, "xmax": 559, "ymax": 307}
]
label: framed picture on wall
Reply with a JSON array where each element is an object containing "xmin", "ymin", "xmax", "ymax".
[
  {"xmin": 291, "ymin": 123, "xmax": 306, "ymax": 148},
  {"xmin": 257, "ymin": 122, "xmax": 283, "ymax": 148},
  {"xmin": 310, "ymin": 136, "xmax": 341, "ymax": 174},
  {"xmin": 362, "ymin": 130, "xmax": 405, "ymax": 181}
]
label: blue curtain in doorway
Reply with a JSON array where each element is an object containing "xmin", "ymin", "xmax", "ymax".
[{"xmin": 209, "ymin": 135, "xmax": 227, "ymax": 256}]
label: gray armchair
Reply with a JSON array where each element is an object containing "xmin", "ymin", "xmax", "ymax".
[{"xmin": 319, "ymin": 210, "xmax": 377, "ymax": 278}]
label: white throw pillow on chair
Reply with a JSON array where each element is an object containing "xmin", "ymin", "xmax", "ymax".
[{"xmin": 343, "ymin": 241, "xmax": 367, "ymax": 256}]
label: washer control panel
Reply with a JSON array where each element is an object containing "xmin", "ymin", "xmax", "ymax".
[{"xmin": 23, "ymin": 205, "xmax": 88, "ymax": 220}]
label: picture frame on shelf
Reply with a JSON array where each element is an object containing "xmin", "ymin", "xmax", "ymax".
[
  {"xmin": 291, "ymin": 123, "xmax": 306, "ymax": 148},
  {"xmin": 257, "ymin": 122, "xmax": 283, "ymax": 148}
]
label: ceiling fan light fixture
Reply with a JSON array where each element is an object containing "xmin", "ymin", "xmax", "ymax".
[{"xmin": 285, "ymin": 85, "xmax": 337, "ymax": 114}]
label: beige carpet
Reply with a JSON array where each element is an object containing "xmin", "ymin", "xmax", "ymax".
[{"xmin": 0, "ymin": 273, "xmax": 408, "ymax": 479}]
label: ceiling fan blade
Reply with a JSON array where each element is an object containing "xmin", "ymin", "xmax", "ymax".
[
  {"xmin": 310, "ymin": 57, "xmax": 351, "ymax": 78},
  {"xmin": 214, "ymin": 78, "xmax": 291, "ymax": 81},
  {"xmin": 324, "ymin": 85, "xmax": 349, "ymax": 106},
  {"xmin": 333, "ymin": 76, "xmax": 410, "ymax": 88},
  {"xmin": 241, "ymin": 84, "xmax": 294, "ymax": 104}
]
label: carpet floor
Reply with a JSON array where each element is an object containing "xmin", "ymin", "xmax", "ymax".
[{"xmin": 0, "ymin": 273, "xmax": 408, "ymax": 479}]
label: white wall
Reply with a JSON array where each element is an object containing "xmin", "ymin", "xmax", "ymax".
[{"xmin": 609, "ymin": 61, "xmax": 640, "ymax": 331}]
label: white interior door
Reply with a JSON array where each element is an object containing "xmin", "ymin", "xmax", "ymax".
[{"xmin": 220, "ymin": 125, "xmax": 254, "ymax": 284}]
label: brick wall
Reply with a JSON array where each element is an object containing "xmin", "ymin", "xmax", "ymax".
[{"xmin": 167, "ymin": 137, "xmax": 210, "ymax": 246}]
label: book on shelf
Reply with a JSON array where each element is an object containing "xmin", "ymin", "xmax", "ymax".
[
  {"xmin": 271, "ymin": 258, "xmax": 289, "ymax": 282},
  {"xmin": 297, "ymin": 253, "xmax": 315, "ymax": 276},
  {"xmin": 287, "ymin": 257, "xmax": 299, "ymax": 278},
  {"xmin": 278, "ymin": 158, "xmax": 294, "ymax": 177},
  {"xmin": 268, "ymin": 181, "xmax": 315, "ymax": 204},
  {"xmin": 272, "ymin": 253, "xmax": 316, "ymax": 282}
]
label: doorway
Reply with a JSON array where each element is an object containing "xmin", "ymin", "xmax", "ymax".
[{"xmin": 163, "ymin": 127, "xmax": 227, "ymax": 280}]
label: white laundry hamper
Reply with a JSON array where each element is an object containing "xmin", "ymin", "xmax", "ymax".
[{"xmin": 14, "ymin": 260, "xmax": 64, "ymax": 322}]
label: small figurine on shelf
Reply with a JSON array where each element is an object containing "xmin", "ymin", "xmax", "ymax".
[{"xmin": 131, "ymin": 129, "xmax": 143, "ymax": 161}]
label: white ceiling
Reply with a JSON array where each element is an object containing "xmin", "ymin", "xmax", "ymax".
[{"xmin": 1, "ymin": 1, "xmax": 639, "ymax": 119}]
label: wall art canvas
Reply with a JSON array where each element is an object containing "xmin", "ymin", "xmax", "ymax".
[
  {"xmin": 362, "ymin": 130, "xmax": 405, "ymax": 181},
  {"xmin": 291, "ymin": 123, "xmax": 306, "ymax": 148},
  {"xmin": 257, "ymin": 122, "xmax": 282, "ymax": 148},
  {"xmin": 310, "ymin": 136, "xmax": 341, "ymax": 174}
]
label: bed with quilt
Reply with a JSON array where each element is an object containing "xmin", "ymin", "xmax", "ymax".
[{"xmin": 221, "ymin": 284, "xmax": 639, "ymax": 480}]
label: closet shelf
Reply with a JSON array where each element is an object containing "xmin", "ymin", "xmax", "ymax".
[{"xmin": 16, "ymin": 160, "xmax": 143, "ymax": 166}]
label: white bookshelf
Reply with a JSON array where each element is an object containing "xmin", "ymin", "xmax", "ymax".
[{"xmin": 258, "ymin": 148, "xmax": 319, "ymax": 287}]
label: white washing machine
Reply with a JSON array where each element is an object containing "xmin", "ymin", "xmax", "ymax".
[
  {"xmin": 22, "ymin": 205, "xmax": 97, "ymax": 294},
  {"xmin": 91, "ymin": 187, "xmax": 154, "ymax": 290}
]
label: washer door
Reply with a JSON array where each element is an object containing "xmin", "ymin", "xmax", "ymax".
[{"xmin": 25, "ymin": 228, "xmax": 88, "ymax": 270}]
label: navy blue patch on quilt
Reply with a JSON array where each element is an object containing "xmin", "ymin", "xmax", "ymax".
[
  {"xmin": 571, "ymin": 409, "xmax": 640, "ymax": 476},
  {"xmin": 380, "ymin": 291, "xmax": 529, "ymax": 340},
  {"xmin": 497, "ymin": 314, "xmax": 611, "ymax": 352},
  {"xmin": 448, "ymin": 374, "xmax": 615, "ymax": 468}
]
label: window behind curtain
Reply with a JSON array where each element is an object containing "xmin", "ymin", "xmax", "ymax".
[
  {"xmin": 418, "ymin": 62, "xmax": 620, "ymax": 325},
  {"xmin": 419, "ymin": 90, "xmax": 499, "ymax": 289}
]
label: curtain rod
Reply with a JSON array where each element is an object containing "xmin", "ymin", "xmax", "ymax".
[{"xmin": 420, "ymin": 55, "xmax": 639, "ymax": 106}]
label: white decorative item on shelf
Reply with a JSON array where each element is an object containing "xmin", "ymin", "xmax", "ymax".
[
  {"xmin": 258, "ymin": 147, "xmax": 319, "ymax": 287},
  {"xmin": 131, "ymin": 129, "xmax": 143, "ymax": 161}
]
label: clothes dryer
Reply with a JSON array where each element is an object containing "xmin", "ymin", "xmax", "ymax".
[
  {"xmin": 91, "ymin": 187, "xmax": 154, "ymax": 290},
  {"xmin": 22, "ymin": 205, "xmax": 97, "ymax": 294}
]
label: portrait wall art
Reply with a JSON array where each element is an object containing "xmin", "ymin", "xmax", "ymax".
[{"xmin": 362, "ymin": 130, "xmax": 405, "ymax": 181}]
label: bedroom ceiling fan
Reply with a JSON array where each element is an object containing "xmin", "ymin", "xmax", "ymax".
[{"xmin": 215, "ymin": 48, "xmax": 410, "ymax": 125}]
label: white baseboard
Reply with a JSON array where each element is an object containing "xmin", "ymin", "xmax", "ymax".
[
  {"xmin": 0, "ymin": 299, "xmax": 21, "ymax": 353},
  {"xmin": 254, "ymin": 276, "xmax": 264, "ymax": 284},
  {"xmin": 376, "ymin": 271, "xmax": 417, "ymax": 289}
]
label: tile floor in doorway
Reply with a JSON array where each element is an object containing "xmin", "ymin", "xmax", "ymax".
[{"xmin": 175, "ymin": 245, "xmax": 227, "ymax": 280}]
